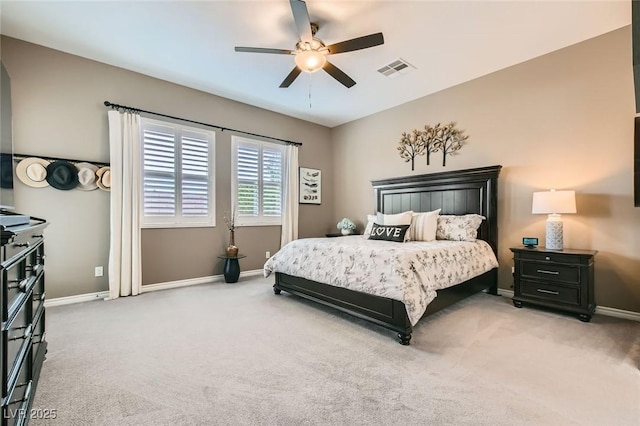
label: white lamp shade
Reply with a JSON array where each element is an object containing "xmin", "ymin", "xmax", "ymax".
[{"xmin": 532, "ymin": 190, "xmax": 576, "ymax": 214}]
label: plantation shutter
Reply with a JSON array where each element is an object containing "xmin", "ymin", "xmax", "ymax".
[
  {"xmin": 236, "ymin": 142, "xmax": 260, "ymax": 217},
  {"xmin": 262, "ymin": 147, "xmax": 283, "ymax": 217},
  {"xmin": 181, "ymin": 131, "xmax": 210, "ymax": 216},
  {"xmin": 143, "ymin": 126, "xmax": 176, "ymax": 217},
  {"xmin": 141, "ymin": 118, "xmax": 215, "ymax": 227},
  {"xmin": 233, "ymin": 137, "xmax": 284, "ymax": 225}
]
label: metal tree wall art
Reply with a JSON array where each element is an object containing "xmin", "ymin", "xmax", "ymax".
[
  {"xmin": 397, "ymin": 129, "xmax": 425, "ymax": 171},
  {"xmin": 397, "ymin": 122, "xmax": 469, "ymax": 169},
  {"xmin": 420, "ymin": 125, "xmax": 443, "ymax": 166},
  {"xmin": 428, "ymin": 122, "xmax": 469, "ymax": 166}
]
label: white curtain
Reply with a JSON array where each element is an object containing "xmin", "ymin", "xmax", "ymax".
[
  {"xmin": 280, "ymin": 144, "xmax": 299, "ymax": 246},
  {"xmin": 107, "ymin": 110, "xmax": 142, "ymax": 299}
]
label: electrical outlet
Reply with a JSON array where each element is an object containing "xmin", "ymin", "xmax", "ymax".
[
  {"xmin": 265, "ymin": 251, "xmax": 271, "ymax": 259},
  {"xmin": 95, "ymin": 266, "xmax": 103, "ymax": 277}
]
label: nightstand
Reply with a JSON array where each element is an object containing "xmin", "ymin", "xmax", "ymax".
[
  {"xmin": 510, "ymin": 247, "xmax": 598, "ymax": 322},
  {"xmin": 325, "ymin": 232, "xmax": 359, "ymax": 237}
]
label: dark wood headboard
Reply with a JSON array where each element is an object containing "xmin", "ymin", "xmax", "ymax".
[{"xmin": 371, "ymin": 165, "xmax": 502, "ymax": 254}]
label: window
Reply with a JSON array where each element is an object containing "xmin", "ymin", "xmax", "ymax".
[
  {"xmin": 232, "ymin": 136, "xmax": 284, "ymax": 226},
  {"xmin": 140, "ymin": 118, "xmax": 215, "ymax": 228}
]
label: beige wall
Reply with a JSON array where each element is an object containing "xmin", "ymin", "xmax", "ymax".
[
  {"xmin": 3, "ymin": 27, "xmax": 639, "ymax": 313},
  {"xmin": 1, "ymin": 37, "xmax": 334, "ymax": 298},
  {"xmin": 332, "ymin": 27, "xmax": 640, "ymax": 313}
]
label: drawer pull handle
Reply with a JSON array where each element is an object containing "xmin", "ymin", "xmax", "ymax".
[
  {"xmin": 9, "ymin": 324, "xmax": 33, "ymax": 341},
  {"xmin": 545, "ymin": 256, "xmax": 551, "ymax": 260},
  {"xmin": 8, "ymin": 278, "xmax": 30, "ymax": 291},
  {"xmin": 10, "ymin": 381, "xmax": 32, "ymax": 405},
  {"xmin": 537, "ymin": 288, "xmax": 560, "ymax": 295},
  {"xmin": 31, "ymin": 234, "xmax": 43, "ymax": 238},
  {"xmin": 19, "ymin": 278, "xmax": 30, "ymax": 292},
  {"xmin": 32, "ymin": 292, "xmax": 46, "ymax": 302},
  {"xmin": 13, "ymin": 242, "xmax": 30, "ymax": 248},
  {"xmin": 536, "ymin": 269, "xmax": 559, "ymax": 275}
]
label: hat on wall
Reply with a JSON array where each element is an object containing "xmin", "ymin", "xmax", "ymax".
[
  {"xmin": 15, "ymin": 157, "xmax": 51, "ymax": 188},
  {"xmin": 46, "ymin": 160, "xmax": 79, "ymax": 190},
  {"xmin": 75, "ymin": 162, "xmax": 99, "ymax": 191},
  {"xmin": 96, "ymin": 166, "xmax": 111, "ymax": 191}
]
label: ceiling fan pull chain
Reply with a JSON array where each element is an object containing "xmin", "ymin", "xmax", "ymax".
[{"xmin": 308, "ymin": 73, "xmax": 312, "ymax": 109}]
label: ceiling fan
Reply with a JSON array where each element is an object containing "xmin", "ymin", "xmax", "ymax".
[{"xmin": 234, "ymin": 0, "xmax": 384, "ymax": 89}]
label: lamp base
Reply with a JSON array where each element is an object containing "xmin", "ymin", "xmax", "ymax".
[{"xmin": 545, "ymin": 214, "xmax": 564, "ymax": 250}]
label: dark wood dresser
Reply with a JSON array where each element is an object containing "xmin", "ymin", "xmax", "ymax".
[
  {"xmin": 510, "ymin": 247, "xmax": 597, "ymax": 322},
  {"xmin": 1, "ymin": 218, "xmax": 48, "ymax": 425}
]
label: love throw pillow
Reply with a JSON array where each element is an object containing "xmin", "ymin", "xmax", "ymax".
[{"xmin": 367, "ymin": 223, "xmax": 410, "ymax": 243}]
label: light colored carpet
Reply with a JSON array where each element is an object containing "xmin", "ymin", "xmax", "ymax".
[{"xmin": 31, "ymin": 276, "xmax": 639, "ymax": 426}]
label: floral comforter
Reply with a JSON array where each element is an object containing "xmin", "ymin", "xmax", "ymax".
[{"xmin": 263, "ymin": 236, "xmax": 499, "ymax": 325}]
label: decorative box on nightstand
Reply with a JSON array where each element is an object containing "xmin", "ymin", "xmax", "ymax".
[{"xmin": 510, "ymin": 247, "xmax": 598, "ymax": 322}]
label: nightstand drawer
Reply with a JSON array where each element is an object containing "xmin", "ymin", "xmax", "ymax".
[
  {"xmin": 516, "ymin": 251, "xmax": 583, "ymax": 264},
  {"xmin": 520, "ymin": 280, "xmax": 580, "ymax": 306},
  {"xmin": 521, "ymin": 261, "xmax": 579, "ymax": 284}
]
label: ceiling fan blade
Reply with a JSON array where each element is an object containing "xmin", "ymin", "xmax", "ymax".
[
  {"xmin": 290, "ymin": 0, "xmax": 313, "ymax": 43},
  {"xmin": 279, "ymin": 67, "xmax": 302, "ymax": 88},
  {"xmin": 323, "ymin": 61, "xmax": 356, "ymax": 88},
  {"xmin": 235, "ymin": 47, "xmax": 294, "ymax": 55},
  {"xmin": 326, "ymin": 33, "xmax": 384, "ymax": 55}
]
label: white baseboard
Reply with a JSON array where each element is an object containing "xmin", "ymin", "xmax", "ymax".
[
  {"xmin": 141, "ymin": 269, "xmax": 264, "ymax": 293},
  {"xmin": 498, "ymin": 289, "xmax": 515, "ymax": 298},
  {"xmin": 45, "ymin": 269, "xmax": 266, "ymax": 307},
  {"xmin": 497, "ymin": 289, "xmax": 640, "ymax": 322},
  {"xmin": 141, "ymin": 275, "xmax": 222, "ymax": 293},
  {"xmin": 593, "ymin": 306, "xmax": 640, "ymax": 322},
  {"xmin": 240, "ymin": 269, "xmax": 264, "ymax": 278},
  {"xmin": 45, "ymin": 291, "xmax": 110, "ymax": 307}
]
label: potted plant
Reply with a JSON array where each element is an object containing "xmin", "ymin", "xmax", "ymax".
[{"xmin": 337, "ymin": 218, "xmax": 356, "ymax": 235}]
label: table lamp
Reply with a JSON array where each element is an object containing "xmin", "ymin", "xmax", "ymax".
[{"xmin": 532, "ymin": 189, "xmax": 576, "ymax": 250}]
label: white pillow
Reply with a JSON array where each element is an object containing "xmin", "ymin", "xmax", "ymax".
[
  {"xmin": 436, "ymin": 214, "xmax": 485, "ymax": 241},
  {"xmin": 376, "ymin": 211, "xmax": 414, "ymax": 242},
  {"xmin": 363, "ymin": 214, "xmax": 376, "ymax": 237},
  {"xmin": 408, "ymin": 209, "xmax": 441, "ymax": 242}
]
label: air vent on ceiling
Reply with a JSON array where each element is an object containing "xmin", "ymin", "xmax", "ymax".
[{"xmin": 377, "ymin": 58, "xmax": 416, "ymax": 79}]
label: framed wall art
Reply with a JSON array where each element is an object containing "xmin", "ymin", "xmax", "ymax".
[{"xmin": 299, "ymin": 167, "xmax": 321, "ymax": 204}]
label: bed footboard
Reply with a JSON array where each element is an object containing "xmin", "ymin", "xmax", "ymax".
[
  {"xmin": 273, "ymin": 267, "xmax": 497, "ymax": 345},
  {"xmin": 274, "ymin": 272, "xmax": 413, "ymax": 345}
]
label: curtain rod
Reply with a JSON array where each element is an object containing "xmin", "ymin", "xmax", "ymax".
[{"xmin": 103, "ymin": 101, "xmax": 303, "ymax": 147}]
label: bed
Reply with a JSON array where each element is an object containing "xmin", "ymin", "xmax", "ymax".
[{"xmin": 266, "ymin": 165, "xmax": 501, "ymax": 345}]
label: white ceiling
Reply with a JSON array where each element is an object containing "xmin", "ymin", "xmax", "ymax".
[{"xmin": 0, "ymin": 0, "xmax": 631, "ymax": 128}]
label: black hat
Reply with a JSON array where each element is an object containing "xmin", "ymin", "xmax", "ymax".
[{"xmin": 46, "ymin": 160, "xmax": 79, "ymax": 190}]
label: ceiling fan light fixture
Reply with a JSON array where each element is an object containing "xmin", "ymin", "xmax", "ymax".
[{"xmin": 295, "ymin": 49, "xmax": 326, "ymax": 73}]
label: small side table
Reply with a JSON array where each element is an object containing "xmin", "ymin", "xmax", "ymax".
[
  {"xmin": 217, "ymin": 254, "xmax": 246, "ymax": 283},
  {"xmin": 326, "ymin": 232, "xmax": 359, "ymax": 237}
]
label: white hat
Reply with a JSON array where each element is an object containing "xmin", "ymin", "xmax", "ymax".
[
  {"xmin": 75, "ymin": 162, "xmax": 99, "ymax": 191},
  {"xmin": 15, "ymin": 157, "xmax": 51, "ymax": 188},
  {"xmin": 96, "ymin": 166, "xmax": 111, "ymax": 191}
]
